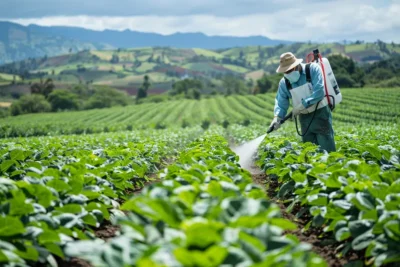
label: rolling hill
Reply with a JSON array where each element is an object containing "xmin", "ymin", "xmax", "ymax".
[{"xmin": 0, "ymin": 41, "xmax": 399, "ymax": 95}]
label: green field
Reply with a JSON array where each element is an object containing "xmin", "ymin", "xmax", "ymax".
[
  {"xmin": 0, "ymin": 87, "xmax": 400, "ymax": 266},
  {"xmin": 0, "ymin": 88, "xmax": 399, "ymax": 138},
  {"xmin": 1, "ymin": 41, "xmax": 398, "ymax": 92}
]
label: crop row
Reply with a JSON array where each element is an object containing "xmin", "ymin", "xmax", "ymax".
[
  {"xmin": 0, "ymin": 127, "xmax": 203, "ymax": 266},
  {"xmin": 1, "ymin": 88, "xmax": 399, "ymax": 138},
  {"xmin": 64, "ymin": 134, "xmax": 327, "ymax": 267},
  {"xmin": 256, "ymin": 126, "xmax": 400, "ymax": 266}
]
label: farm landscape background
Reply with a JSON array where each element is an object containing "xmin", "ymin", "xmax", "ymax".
[{"xmin": 0, "ymin": 15, "xmax": 399, "ymax": 267}]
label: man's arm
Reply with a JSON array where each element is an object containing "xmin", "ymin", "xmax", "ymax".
[
  {"xmin": 302, "ymin": 63, "xmax": 325, "ymax": 108},
  {"xmin": 274, "ymin": 79, "xmax": 290, "ymax": 118}
]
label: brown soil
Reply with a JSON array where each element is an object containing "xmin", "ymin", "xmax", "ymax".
[
  {"xmin": 57, "ymin": 257, "xmax": 92, "ymax": 267},
  {"xmin": 251, "ymin": 171, "xmax": 363, "ymax": 267},
  {"xmin": 95, "ymin": 220, "xmax": 120, "ymax": 240}
]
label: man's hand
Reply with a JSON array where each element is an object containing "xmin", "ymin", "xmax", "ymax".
[
  {"xmin": 292, "ymin": 103, "xmax": 306, "ymax": 118},
  {"xmin": 269, "ymin": 116, "xmax": 281, "ymax": 131}
]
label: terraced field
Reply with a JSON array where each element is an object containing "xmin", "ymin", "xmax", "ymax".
[{"xmin": 1, "ymin": 88, "xmax": 399, "ymax": 138}]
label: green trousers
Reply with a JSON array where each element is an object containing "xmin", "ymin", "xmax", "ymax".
[{"xmin": 298, "ymin": 105, "xmax": 336, "ymax": 152}]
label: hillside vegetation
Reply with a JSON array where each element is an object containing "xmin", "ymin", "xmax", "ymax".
[{"xmin": 0, "ymin": 41, "xmax": 399, "ymax": 96}]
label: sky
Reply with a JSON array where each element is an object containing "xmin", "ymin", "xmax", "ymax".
[{"xmin": 0, "ymin": 0, "xmax": 399, "ymax": 42}]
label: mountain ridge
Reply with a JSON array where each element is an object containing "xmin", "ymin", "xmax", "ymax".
[{"xmin": 0, "ymin": 21, "xmax": 292, "ymax": 64}]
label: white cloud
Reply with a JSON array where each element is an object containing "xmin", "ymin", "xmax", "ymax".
[{"xmin": 8, "ymin": 2, "xmax": 400, "ymax": 42}]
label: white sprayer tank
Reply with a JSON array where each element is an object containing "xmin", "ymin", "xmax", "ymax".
[{"xmin": 318, "ymin": 57, "xmax": 342, "ymax": 107}]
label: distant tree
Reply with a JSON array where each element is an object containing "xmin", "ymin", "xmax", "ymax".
[
  {"xmin": 239, "ymin": 50, "xmax": 244, "ymax": 59},
  {"xmin": 246, "ymin": 79, "xmax": 254, "ymax": 93},
  {"xmin": 30, "ymin": 78, "xmax": 55, "ymax": 98},
  {"xmin": 222, "ymin": 75, "xmax": 247, "ymax": 95},
  {"xmin": 328, "ymin": 54, "xmax": 365, "ymax": 87},
  {"xmin": 69, "ymin": 48, "xmax": 72, "ymax": 53},
  {"xmin": 47, "ymin": 90, "xmax": 80, "ymax": 111},
  {"xmin": 110, "ymin": 54, "xmax": 119, "ymax": 63},
  {"xmin": 170, "ymin": 78, "xmax": 203, "ymax": 98},
  {"xmin": 85, "ymin": 86, "xmax": 130, "ymax": 109},
  {"xmin": 10, "ymin": 92, "xmax": 21, "ymax": 99},
  {"xmin": 136, "ymin": 75, "xmax": 151, "ymax": 103},
  {"xmin": 255, "ymin": 74, "xmax": 272, "ymax": 94},
  {"xmin": 10, "ymin": 94, "xmax": 51, "ymax": 116},
  {"xmin": 335, "ymin": 73, "xmax": 357, "ymax": 88},
  {"xmin": 51, "ymin": 69, "xmax": 55, "ymax": 76}
]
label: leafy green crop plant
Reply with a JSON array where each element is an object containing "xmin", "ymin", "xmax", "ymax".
[
  {"xmin": 0, "ymin": 128, "xmax": 202, "ymax": 266},
  {"xmin": 65, "ymin": 134, "xmax": 326, "ymax": 267},
  {"xmin": 256, "ymin": 128, "xmax": 400, "ymax": 267}
]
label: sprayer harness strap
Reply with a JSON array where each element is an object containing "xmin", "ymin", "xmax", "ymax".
[
  {"xmin": 284, "ymin": 63, "xmax": 311, "ymax": 90},
  {"xmin": 284, "ymin": 63, "xmax": 321, "ymax": 137}
]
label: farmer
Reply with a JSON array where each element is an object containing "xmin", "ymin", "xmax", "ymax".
[{"xmin": 269, "ymin": 52, "xmax": 336, "ymax": 152}]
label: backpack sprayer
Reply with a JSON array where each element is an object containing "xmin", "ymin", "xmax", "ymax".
[{"xmin": 267, "ymin": 49, "xmax": 342, "ymax": 135}]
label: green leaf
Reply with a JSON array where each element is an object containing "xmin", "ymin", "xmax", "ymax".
[
  {"xmin": 55, "ymin": 204, "xmax": 83, "ymax": 214},
  {"xmin": 9, "ymin": 190, "xmax": 34, "ymax": 216},
  {"xmin": 45, "ymin": 243, "xmax": 64, "ymax": 259},
  {"xmin": 335, "ymin": 227, "xmax": 351, "ymax": 241},
  {"xmin": 351, "ymin": 229, "xmax": 375, "ymax": 250},
  {"xmin": 349, "ymin": 220, "xmax": 374, "ymax": 237},
  {"xmin": 332, "ymin": 200, "xmax": 352, "ymax": 211},
  {"xmin": 173, "ymin": 248, "xmax": 196, "ymax": 266},
  {"xmin": 291, "ymin": 172, "xmax": 306, "ymax": 183},
  {"xmin": 82, "ymin": 214, "xmax": 98, "ymax": 227},
  {"xmin": 184, "ymin": 221, "xmax": 221, "ymax": 249},
  {"xmin": 38, "ymin": 230, "xmax": 61, "ymax": 244},
  {"xmin": 10, "ymin": 149, "xmax": 26, "ymax": 161},
  {"xmin": 121, "ymin": 197, "xmax": 181, "ymax": 228},
  {"xmin": 25, "ymin": 161, "xmax": 42, "ymax": 173},
  {"xmin": 0, "ymin": 250, "xmax": 8, "ymax": 262},
  {"xmin": 205, "ymin": 246, "xmax": 228, "ymax": 266},
  {"xmin": 350, "ymin": 192, "xmax": 375, "ymax": 211},
  {"xmin": 307, "ymin": 194, "xmax": 328, "ymax": 206},
  {"xmin": 0, "ymin": 216, "xmax": 25, "ymax": 237},
  {"xmin": 239, "ymin": 231, "xmax": 265, "ymax": 261},
  {"xmin": 360, "ymin": 210, "xmax": 378, "ymax": 221},
  {"xmin": 15, "ymin": 245, "xmax": 39, "ymax": 261},
  {"xmin": 207, "ymin": 180, "xmax": 223, "ymax": 197},
  {"xmin": 383, "ymin": 220, "xmax": 400, "ymax": 241},
  {"xmin": 86, "ymin": 202, "xmax": 110, "ymax": 220},
  {"xmin": 1, "ymin": 160, "xmax": 16, "ymax": 173},
  {"xmin": 82, "ymin": 190, "xmax": 101, "ymax": 200},
  {"xmin": 54, "ymin": 214, "xmax": 82, "ymax": 229},
  {"xmin": 323, "ymin": 176, "xmax": 342, "ymax": 188},
  {"xmin": 365, "ymin": 146, "xmax": 381, "ymax": 160},
  {"xmin": 31, "ymin": 184, "xmax": 54, "ymax": 208},
  {"xmin": 270, "ymin": 218, "xmax": 297, "ymax": 230},
  {"xmin": 47, "ymin": 179, "xmax": 71, "ymax": 192},
  {"xmin": 278, "ymin": 181, "xmax": 295, "ymax": 198}
]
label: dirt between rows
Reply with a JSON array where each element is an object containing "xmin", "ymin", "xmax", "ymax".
[{"xmin": 252, "ymin": 172, "xmax": 363, "ymax": 267}]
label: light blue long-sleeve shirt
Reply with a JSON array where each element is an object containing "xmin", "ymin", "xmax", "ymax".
[{"xmin": 274, "ymin": 62, "xmax": 325, "ymax": 118}]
